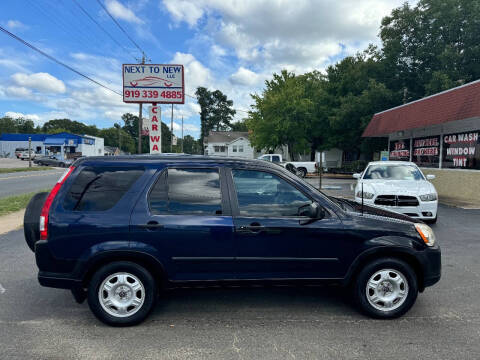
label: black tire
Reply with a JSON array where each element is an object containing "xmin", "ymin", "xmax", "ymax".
[
  {"xmin": 23, "ymin": 192, "xmax": 49, "ymax": 252},
  {"xmin": 59, "ymin": 163, "xmax": 65, "ymax": 168},
  {"xmin": 87, "ymin": 261, "xmax": 157, "ymax": 326},
  {"xmin": 353, "ymin": 258, "xmax": 418, "ymax": 319},
  {"xmin": 298, "ymin": 167, "xmax": 307, "ymax": 178}
]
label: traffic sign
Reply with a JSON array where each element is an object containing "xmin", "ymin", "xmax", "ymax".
[{"xmin": 123, "ymin": 64, "xmax": 184, "ymax": 104}]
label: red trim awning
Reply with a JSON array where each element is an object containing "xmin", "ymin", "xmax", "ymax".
[{"xmin": 363, "ymin": 80, "xmax": 480, "ymax": 137}]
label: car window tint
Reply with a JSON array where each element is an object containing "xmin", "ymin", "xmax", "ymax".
[
  {"xmin": 232, "ymin": 170, "xmax": 312, "ymax": 217},
  {"xmin": 149, "ymin": 168, "xmax": 222, "ymax": 215},
  {"xmin": 272, "ymin": 156, "xmax": 280, "ymax": 162},
  {"xmin": 63, "ymin": 166, "xmax": 144, "ymax": 211}
]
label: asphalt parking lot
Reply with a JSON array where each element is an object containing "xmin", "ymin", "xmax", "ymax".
[{"xmin": 0, "ymin": 204, "xmax": 479, "ymax": 359}]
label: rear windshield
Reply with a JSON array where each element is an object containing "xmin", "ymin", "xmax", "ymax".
[{"xmin": 63, "ymin": 166, "xmax": 144, "ymax": 211}]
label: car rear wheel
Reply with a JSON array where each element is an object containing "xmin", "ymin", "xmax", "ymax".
[
  {"xmin": 353, "ymin": 258, "xmax": 418, "ymax": 319},
  {"xmin": 297, "ymin": 167, "xmax": 307, "ymax": 178},
  {"xmin": 87, "ymin": 261, "xmax": 157, "ymax": 326}
]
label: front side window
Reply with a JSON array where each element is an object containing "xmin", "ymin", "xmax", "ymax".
[
  {"xmin": 149, "ymin": 168, "xmax": 222, "ymax": 215},
  {"xmin": 63, "ymin": 166, "xmax": 144, "ymax": 211},
  {"xmin": 232, "ymin": 170, "xmax": 312, "ymax": 217}
]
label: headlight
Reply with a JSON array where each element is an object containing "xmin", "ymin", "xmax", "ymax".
[
  {"xmin": 356, "ymin": 191, "xmax": 374, "ymax": 199},
  {"xmin": 419, "ymin": 193, "xmax": 437, "ymax": 201},
  {"xmin": 415, "ymin": 223, "xmax": 436, "ymax": 246}
]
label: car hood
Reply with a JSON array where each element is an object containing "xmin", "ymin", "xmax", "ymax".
[
  {"xmin": 359, "ymin": 180, "xmax": 435, "ymax": 196},
  {"xmin": 333, "ymin": 197, "xmax": 422, "ymax": 224}
]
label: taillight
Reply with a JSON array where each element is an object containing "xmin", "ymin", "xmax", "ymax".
[{"xmin": 39, "ymin": 166, "xmax": 75, "ymax": 240}]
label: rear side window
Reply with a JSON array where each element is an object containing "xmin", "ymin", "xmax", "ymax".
[
  {"xmin": 63, "ymin": 166, "xmax": 144, "ymax": 211},
  {"xmin": 149, "ymin": 168, "xmax": 222, "ymax": 215}
]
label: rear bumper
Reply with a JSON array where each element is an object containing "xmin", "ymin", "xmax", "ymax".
[
  {"xmin": 35, "ymin": 240, "xmax": 82, "ymax": 290},
  {"xmin": 38, "ymin": 272, "xmax": 81, "ymax": 289}
]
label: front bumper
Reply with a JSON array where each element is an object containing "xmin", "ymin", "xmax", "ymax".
[
  {"xmin": 418, "ymin": 245, "xmax": 442, "ymax": 290},
  {"xmin": 355, "ymin": 197, "xmax": 438, "ymax": 220}
]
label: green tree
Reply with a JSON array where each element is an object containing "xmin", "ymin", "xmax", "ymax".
[
  {"xmin": 98, "ymin": 126, "xmax": 135, "ymax": 154},
  {"xmin": 195, "ymin": 87, "xmax": 236, "ymax": 151},
  {"xmin": 229, "ymin": 119, "xmax": 248, "ymax": 132},
  {"xmin": 42, "ymin": 119, "xmax": 99, "ymax": 136},
  {"xmin": 0, "ymin": 117, "xmax": 36, "ymax": 134},
  {"xmin": 380, "ymin": 0, "xmax": 480, "ymax": 99}
]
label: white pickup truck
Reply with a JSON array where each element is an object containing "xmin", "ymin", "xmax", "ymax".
[{"xmin": 257, "ymin": 154, "xmax": 317, "ymax": 177}]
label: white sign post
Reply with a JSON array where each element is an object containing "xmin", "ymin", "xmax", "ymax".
[
  {"xmin": 149, "ymin": 106, "xmax": 161, "ymax": 154},
  {"xmin": 123, "ymin": 64, "xmax": 184, "ymax": 104}
]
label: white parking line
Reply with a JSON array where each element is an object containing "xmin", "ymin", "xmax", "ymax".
[{"xmin": 0, "ymin": 283, "xmax": 5, "ymax": 294}]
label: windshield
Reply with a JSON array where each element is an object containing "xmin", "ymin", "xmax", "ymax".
[{"xmin": 363, "ymin": 164, "xmax": 424, "ymax": 181}]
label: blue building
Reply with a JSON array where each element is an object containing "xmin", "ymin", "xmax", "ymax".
[{"xmin": 0, "ymin": 132, "xmax": 104, "ymax": 159}]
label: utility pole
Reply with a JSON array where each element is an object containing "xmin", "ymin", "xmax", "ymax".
[
  {"xmin": 181, "ymin": 116, "xmax": 184, "ymax": 153},
  {"xmin": 28, "ymin": 136, "xmax": 32, "ymax": 168},
  {"xmin": 170, "ymin": 104, "xmax": 173, "ymax": 153},
  {"xmin": 137, "ymin": 53, "xmax": 146, "ymax": 154}
]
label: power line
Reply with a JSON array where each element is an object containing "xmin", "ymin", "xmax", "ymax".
[
  {"xmin": 96, "ymin": 0, "xmax": 146, "ymax": 58},
  {"xmin": 0, "ymin": 26, "xmax": 122, "ymax": 96},
  {"xmin": 73, "ymin": 0, "xmax": 137, "ymax": 61}
]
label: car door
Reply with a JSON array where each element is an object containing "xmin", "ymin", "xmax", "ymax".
[
  {"xmin": 130, "ymin": 165, "xmax": 236, "ymax": 281},
  {"xmin": 228, "ymin": 167, "xmax": 345, "ymax": 280}
]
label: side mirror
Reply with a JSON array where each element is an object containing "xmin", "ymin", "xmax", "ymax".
[
  {"xmin": 299, "ymin": 202, "xmax": 325, "ymax": 222},
  {"xmin": 426, "ymin": 174, "xmax": 436, "ymax": 180},
  {"xmin": 353, "ymin": 173, "xmax": 361, "ymax": 179}
]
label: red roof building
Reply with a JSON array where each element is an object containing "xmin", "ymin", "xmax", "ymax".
[
  {"xmin": 363, "ymin": 79, "xmax": 480, "ymax": 172},
  {"xmin": 364, "ymin": 79, "xmax": 480, "ymax": 137}
]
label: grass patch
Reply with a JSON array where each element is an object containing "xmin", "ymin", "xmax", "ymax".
[
  {"xmin": 0, "ymin": 189, "xmax": 51, "ymax": 217},
  {"xmin": 0, "ymin": 167, "xmax": 53, "ymax": 174}
]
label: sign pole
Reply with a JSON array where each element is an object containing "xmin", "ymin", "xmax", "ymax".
[
  {"xmin": 181, "ymin": 116, "xmax": 184, "ymax": 153},
  {"xmin": 137, "ymin": 54, "xmax": 146, "ymax": 154}
]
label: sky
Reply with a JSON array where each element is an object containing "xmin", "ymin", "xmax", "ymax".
[{"xmin": 0, "ymin": 0, "xmax": 411, "ymax": 139}]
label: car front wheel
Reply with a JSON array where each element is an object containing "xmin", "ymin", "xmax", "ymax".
[
  {"xmin": 87, "ymin": 261, "xmax": 157, "ymax": 326},
  {"xmin": 353, "ymin": 258, "xmax": 418, "ymax": 319}
]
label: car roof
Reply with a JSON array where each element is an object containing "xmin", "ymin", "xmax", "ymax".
[{"xmin": 74, "ymin": 154, "xmax": 283, "ymax": 170}]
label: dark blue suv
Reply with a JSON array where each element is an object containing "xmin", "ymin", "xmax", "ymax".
[{"xmin": 24, "ymin": 155, "xmax": 441, "ymax": 326}]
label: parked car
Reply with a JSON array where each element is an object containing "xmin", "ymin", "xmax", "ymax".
[
  {"xmin": 15, "ymin": 147, "xmax": 27, "ymax": 158},
  {"xmin": 19, "ymin": 150, "xmax": 36, "ymax": 160},
  {"xmin": 24, "ymin": 155, "xmax": 440, "ymax": 326},
  {"xmin": 353, "ymin": 161, "xmax": 438, "ymax": 223},
  {"xmin": 36, "ymin": 155, "xmax": 72, "ymax": 167},
  {"xmin": 257, "ymin": 154, "xmax": 317, "ymax": 177}
]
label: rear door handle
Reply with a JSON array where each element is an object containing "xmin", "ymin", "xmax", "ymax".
[{"xmin": 237, "ymin": 223, "xmax": 266, "ymax": 234}]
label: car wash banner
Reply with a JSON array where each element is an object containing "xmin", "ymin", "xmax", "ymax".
[
  {"xmin": 412, "ymin": 136, "xmax": 440, "ymax": 168},
  {"xmin": 389, "ymin": 139, "xmax": 410, "ymax": 161},
  {"xmin": 442, "ymin": 131, "xmax": 480, "ymax": 169}
]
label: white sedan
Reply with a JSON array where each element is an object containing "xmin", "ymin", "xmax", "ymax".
[{"xmin": 353, "ymin": 161, "xmax": 438, "ymax": 223}]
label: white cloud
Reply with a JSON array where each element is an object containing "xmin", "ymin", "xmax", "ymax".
[
  {"xmin": 4, "ymin": 111, "xmax": 40, "ymax": 122},
  {"xmin": 162, "ymin": 0, "xmax": 407, "ymax": 73},
  {"xmin": 105, "ymin": 0, "xmax": 144, "ymax": 24},
  {"xmin": 4, "ymin": 86, "xmax": 33, "ymax": 98},
  {"xmin": 162, "ymin": 0, "xmax": 204, "ymax": 27},
  {"xmin": 229, "ymin": 67, "xmax": 262, "ymax": 86},
  {"xmin": 11, "ymin": 72, "xmax": 66, "ymax": 94},
  {"xmin": 170, "ymin": 52, "xmax": 212, "ymax": 95},
  {"xmin": 5, "ymin": 20, "xmax": 27, "ymax": 30}
]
